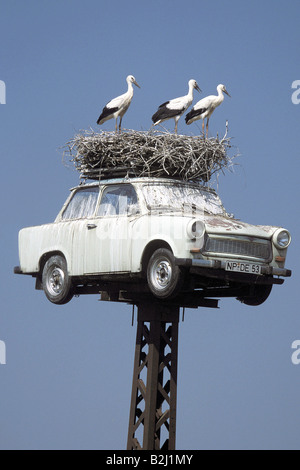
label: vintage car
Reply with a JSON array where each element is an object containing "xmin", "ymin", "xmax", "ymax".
[{"xmin": 14, "ymin": 177, "xmax": 291, "ymax": 305}]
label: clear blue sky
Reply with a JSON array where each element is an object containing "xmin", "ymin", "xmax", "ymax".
[{"xmin": 1, "ymin": 0, "xmax": 300, "ymax": 450}]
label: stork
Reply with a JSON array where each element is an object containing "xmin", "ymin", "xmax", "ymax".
[
  {"xmin": 97, "ymin": 75, "xmax": 140, "ymax": 133},
  {"xmin": 151, "ymin": 79, "xmax": 201, "ymax": 134},
  {"xmin": 185, "ymin": 84, "xmax": 231, "ymax": 137}
]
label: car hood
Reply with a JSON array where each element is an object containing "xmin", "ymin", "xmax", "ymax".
[{"xmin": 203, "ymin": 214, "xmax": 280, "ymax": 239}]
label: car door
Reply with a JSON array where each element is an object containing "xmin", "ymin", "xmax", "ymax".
[
  {"xmin": 58, "ymin": 186, "xmax": 100, "ymax": 276},
  {"xmin": 84, "ymin": 183, "xmax": 139, "ymax": 274}
]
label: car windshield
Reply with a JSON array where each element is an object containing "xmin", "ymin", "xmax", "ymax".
[
  {"xmin": 142, "ymin": 183, "xmax": 226, "ymax": 216},
  {"xmin": 61, "ymin": 187, "xmax": 99, "ymax": 220}
]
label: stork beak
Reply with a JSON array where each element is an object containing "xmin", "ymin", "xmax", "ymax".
[
  {"xmin": 133, "ymin": 80, "xmax": 141, "ymax": 88},
  {"xmin": 195, "ymin": 84, "xmax": 202, "ymax": 93},
  {"xmin": 224, "ymin": 89, "xmax": 231, "ymax": 97}
]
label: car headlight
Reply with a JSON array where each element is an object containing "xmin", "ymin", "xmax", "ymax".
[
  {"xmin": 186, "ymin": 219, "xmax": 205, "ymax": 239},
  {"xmin": 273, "ymin": 229, "xmax": 291, "ymax": 248}
]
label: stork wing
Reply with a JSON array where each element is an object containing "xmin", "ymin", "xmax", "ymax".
[
  {"xmin": 97, "ymin": 92, "xmax": 126, "ymax": 124},
  {"xmin": 105, "ymin": 92, "xmax": 127, "ymax": 110},
  {"xmin": 167, "ymin": 96, "xmax": 190, "ymax": 110},
  {"xmin": 194, "ymin": 95, "xmax": 213, "ymax": 111}
]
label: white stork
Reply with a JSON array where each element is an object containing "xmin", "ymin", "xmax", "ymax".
[
  {"xmin": 185, "ymin": 84, "xmax": 230, "ymax": 137},
  {"xmin": 151, "ymin": 79, "xmax": 201, "ymax": 134},
  {"xmin": 97, "ymin": 75, "xmax": 140, "ymax": 132}
]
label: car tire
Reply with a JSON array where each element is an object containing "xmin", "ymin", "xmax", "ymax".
[
  {"xmin": 42, "ymin": 255, "xmax": 74, "ymax": 305},
  {"xmin": 147, "ymin": 248, "xmax": 184, "ymax": 299},
  {"xmin": 237, "ymin": 284, "xmax": 273, "ymax": 306}
]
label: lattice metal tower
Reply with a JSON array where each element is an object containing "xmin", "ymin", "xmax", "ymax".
[{"xmin": 127, "ymin": 303, "xmax": 179, "ymax": 450}]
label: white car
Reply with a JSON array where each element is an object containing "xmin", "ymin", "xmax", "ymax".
[{"xmin": 14, "ymin": 177, "xmax": 291, "ymax": 305}]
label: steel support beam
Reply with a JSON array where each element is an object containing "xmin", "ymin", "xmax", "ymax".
[{"xmin": 127, "ymin": 303, "xmax": 179, "ymax": 450}]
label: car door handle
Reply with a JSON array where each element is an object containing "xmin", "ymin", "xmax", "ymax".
[{"xmin": 87, "ymin": 223, "xmax": 97, "ymax": 230}]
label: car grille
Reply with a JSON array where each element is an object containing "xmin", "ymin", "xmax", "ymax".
[{"xmin": 204, "ymin": 236, "xmax": 271, "ymax": 261}]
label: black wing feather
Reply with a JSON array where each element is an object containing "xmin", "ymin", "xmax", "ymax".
[
  {"xmin": 158, "ymin": 100, "xmax": 170, "ymax": 109},
  {"xmin": 97, "ymin": 106, "xmax": 119, "ymax": 125},
  {"xmin": 185, "ymin": 107, "xmax": 207, "ymax": 124},
  {"xmin": 152, "ymin": 102, "xmax": 184, "ymax": 124}
]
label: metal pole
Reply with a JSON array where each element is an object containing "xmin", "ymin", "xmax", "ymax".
[{"xmin": 127, "ymin": 302, "xmax": 179, "ymax": 450}]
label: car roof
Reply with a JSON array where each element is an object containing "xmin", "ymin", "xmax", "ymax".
[{"xmin": 71, "ymin": 177, "xmax": 218, "ymax": 195}]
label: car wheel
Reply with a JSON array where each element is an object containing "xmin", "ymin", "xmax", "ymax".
[
  {"xmin": 237, "ymin": 284, "xmax": 273, "ymax": 306},
  {"xmin": 147, "ymin": 248, "xmax": 184, "ymax": 299},
  {"xmin": 42, "ymin": 255, "xmax": 74, "ymax": 305}
]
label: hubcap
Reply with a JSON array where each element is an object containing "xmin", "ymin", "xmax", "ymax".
[
  {"xmin": 152, "ymin": 259, "xmax": 172, "ymax": 290},
  {"xmin": 48, "ymin": 267, "xmax": 65, "ymax": 296}
]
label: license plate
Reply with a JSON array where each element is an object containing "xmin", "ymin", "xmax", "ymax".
[{"xmin": 225, "ymin": 261, "xmax": 262, "ymax": 275}]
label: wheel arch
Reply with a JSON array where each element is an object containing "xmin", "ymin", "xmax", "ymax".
[
  {"xmin": 141, "ymin": 239, "xmax": 173, "ymax": 275},
  {"xmin": 39, "ymin": 251, "xmax": 68, "ymax": 275}
]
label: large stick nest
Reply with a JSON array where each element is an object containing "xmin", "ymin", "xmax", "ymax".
[{"xmin": 64, "ymin": 127, "xmax": 236, "ymax": 183}]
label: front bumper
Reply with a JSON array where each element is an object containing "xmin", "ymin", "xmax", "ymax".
[{"xmin": 175, "ymin": 257, "xmax": 292, "ymax": 284}]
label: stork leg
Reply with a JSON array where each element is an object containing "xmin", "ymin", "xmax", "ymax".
[
  {"xmin": 115, "ymin": 119, "xmax": 118, "ymax": 134},
  {"xmin": 174, "ymin": 120, "xmax": 178, "ymax": 135},
  {"xmin": 119, "ymin": 117, "xmax": 123, "ymax": 133},
  {"xmin": 202, "ymin": 119, "xmax": 205, "ymax": 137},
  {"xmin": 206, "ymin": 118, "xmax": 209, "ymax": 138}
]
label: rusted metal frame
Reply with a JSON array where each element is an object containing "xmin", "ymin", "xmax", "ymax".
[
  {"xmin": 153, "ymin": 321, "xmax": 172, "ymax": 449},
  {"xmin": 143, "ymin": 318, "xmax": 161, "ymax": 450},
  {"xmin": 127, "ymin": 320, "xmax": 145, "ymax": 450},
  {"xmin": 168, "ymin": 320, "xmax": 178, "ymax": 450},
  {"xmin": 127, "ymin": 303, "xmax": 179, "ymax": 450},
  {"xmin": 155, "ymin": 320, "xmax": 178, "ymax": 450}
]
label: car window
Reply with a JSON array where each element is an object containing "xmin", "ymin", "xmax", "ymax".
[
  {"xmin": 61, "ymin": 187, "xmax": 99, "ymax": 220},
  {"xmin": 142, "ymin": 183, "xmax": 226, "ymax": 215},
  {"xmin": 98, "ymin": 184, "xmax": 139, "ymax": 217}
]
